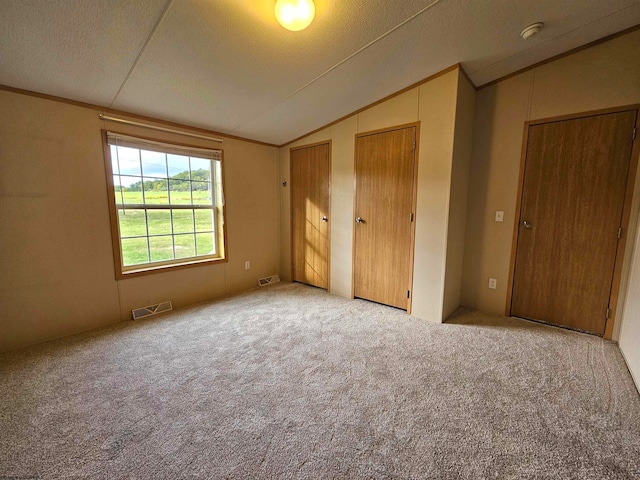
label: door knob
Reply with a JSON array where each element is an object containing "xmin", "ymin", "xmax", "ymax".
[
  {"xmin": 522, "ymin": 220, "xmax": 532, "ymax": 229},
  {"xmin": 321, "ymin": 216, "xmax": 328, "ymax": 222},
  {"xmin": 355, "ymin": 217, "xmax": 364, "ymax": 224}
]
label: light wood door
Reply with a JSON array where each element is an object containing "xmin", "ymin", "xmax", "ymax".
[
  {"xmin": 511, "ymin": 111, "xmax": 637, "ymax": 335},
  {"xmin": 291, "ymin": 143, "xmax": 330, "ymax": 289},
  {"xmin": 354, "ymin": 126, "xmax": 416, "ymax": 310}
]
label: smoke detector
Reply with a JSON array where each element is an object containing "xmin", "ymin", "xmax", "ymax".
[{"xmin": 520, "ymin": 22, "xmax": 544, "ymax": 40}]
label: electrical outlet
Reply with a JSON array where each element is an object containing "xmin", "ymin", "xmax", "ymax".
[
  {"xmin": 245, "ymin": 261, "xmax": 250, "ymax": 270},
  {"xmin": 488, "ymin": 278, "xmax": 497, "ymax": 289},
  {"xmin": 495, "ymin": 211, "xmax": 504, "ymax": 222}
]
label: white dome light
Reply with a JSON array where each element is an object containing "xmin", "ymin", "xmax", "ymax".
[{"xmin": 275, "ymin": 0, "xmax": 316, "ymax": 31}]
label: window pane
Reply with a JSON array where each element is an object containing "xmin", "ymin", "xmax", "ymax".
[
  {"xmin": 141, "ymin": 150, "xmax": 167, "ymax": 179},
  {"xmin": 194, "ymin": 210, "xmax": 213, "ymax": 232},
  {"xmin": 169, "ymin": 179, "xmax": 192, "ymax": 204},
  {"xmin": 149, "ymin": 235, "xmax": 174, "ymax": 262},
  {"xmin": 121, "ymin": 237, "xmax": 149, "ymax": 266},
  {"xmin": 113, "ymin": 175, "xmax": 124, "ymax": 205},
  {"xmin": 196, "ymin": 232, "xmax": 216, "ymax": 256},
  {"xmin": 147, "ymin": 210, "xmax": 172, "ymax": 235},
  {"xmin": 116, "ymin": 146, "xmax": 141, "ymax": 176},
  {"xmin": 190, "ymin": 157, "xmax": 211, "ymax": 182},
  {"xmin": 191, "ymin": 181, "xmax": 213, "ymax": 205},
  {"xmin": 174, "ymin": 234, "xmax": 195, "ymax": 259},
  {"xmin": 172, "ymin": 209, "xmax": 194, "ymax": 234},
  {"xmin": 110, "ymin": 146, "xmax": 120, "ymax": 174},
  {"xmin": 143, "ymin": 178, "xmax": 169, "ymax": 205},
  {"xmin": 118, "ymin": 209, "xmax": 147, "ymax": 237},
  {"xmin": 118, "ymin": 176, "xmax": 144, "ymax": 204},
  {"xmin": 167, "ymin": 154, "xmax": 190, "ymax": 179}
]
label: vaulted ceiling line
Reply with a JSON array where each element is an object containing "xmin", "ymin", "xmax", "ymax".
[
  {"xmin": 228, "ymin": 0, "xmax": 446, "ymax": 134},
  {"xmin": 108, "ymin": 0, "xmax": 175, "ymax": 109}
]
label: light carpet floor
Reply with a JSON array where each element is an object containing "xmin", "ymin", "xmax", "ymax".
[{"xmin": 1, "ymin": 282, "xmax": 639, "ymax": 479}]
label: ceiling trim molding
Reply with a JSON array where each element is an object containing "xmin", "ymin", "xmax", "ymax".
[
  {"xmin": 280, "ymin": 63, "xmax": 469, "ymax": 148},
  {"xmin": 280, "ymin": 21, "xmax": 640, "ymax": 149},
  {"xmin": 6, "ymin": 18, "xmax": 635, "ymax": 150},
  {"xmin": 0, "ymin": 84, "xmax": 280, "ymax": 148},
  {"xmin": 458, "ymin": 64, "xmax": 475, "ymax": 91},
  {"xmin": 477, "ymin": 22, "xmax": 640, "ymax": 91}
]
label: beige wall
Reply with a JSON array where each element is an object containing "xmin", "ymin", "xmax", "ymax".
[
  {"xmin": 619, "ymin": 211, "xmax": 640, "ymax": 390},
  {"xmin": 442, "ymin": 76, "xmax": 476, "ymax": 319},
  {"xmin": 0, "ymin": 91, "xmax": 279, "ymax": 352},
  {"xmin": 279, "ymin": 68, "xmax": 472, "ymax": 322},
  {"xmin": 329, "ymin": 117, "xmax": 358, "ymax": 297},
  {"xmin": 461, "ymin": 29, "xmax": 640, "ymax": 341},
  {"xmin": 411, "ymin": 73, "xmax": 456, "ymax": 321}
]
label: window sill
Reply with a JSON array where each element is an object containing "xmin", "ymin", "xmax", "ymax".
[{"xmin": 116, "ymin": 255, "xmax": 227, "ymax": 280}]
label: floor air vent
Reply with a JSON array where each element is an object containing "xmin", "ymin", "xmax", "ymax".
[
  {"xmin": 132, "ymin": 301, "xmax": 173, "ymax": 320},
  {"xmin": 258, "ymin": 275, "xmax": 280, "ymax": 287}
]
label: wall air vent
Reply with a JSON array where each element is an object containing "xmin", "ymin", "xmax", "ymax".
[
  {"xmin": 131, "ymin": 301, "xmax": 173, "ymax": 320},
  {"xmin": 258, "ymin": 275, "xmax": 280, "ymax": 287}
]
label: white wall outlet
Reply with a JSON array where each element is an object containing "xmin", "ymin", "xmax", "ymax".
[
  {"xmin": 495, "ymin": 211, "xmax": 504, "ymax": 222},
  {"xmin": 488, "ymin": 278, "xmax": 497, "ymax": 289},
  {"xmin": 245, "ymin": 261, "xmax": 251, "ymax": 270}
]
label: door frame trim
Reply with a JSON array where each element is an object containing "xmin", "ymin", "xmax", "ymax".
[
  {"xmin": 351, "ymin": 121, "xmax": 421, "ymax": 313},
  {"xmin": 505, "ymin": 104, "xmax": 640, "ymax": 339},
  {"xmin": 289, "ymin": 140, "xmax": 333, "ymax": 292}
]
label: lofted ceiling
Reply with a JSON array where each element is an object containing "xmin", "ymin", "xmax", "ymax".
[{"xmin": 1, "ymin": 1, "xmax": 639, "ymax": 146}]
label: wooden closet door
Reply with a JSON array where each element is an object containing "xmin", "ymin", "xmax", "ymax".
[
  {"xmin": 291, "ymin": 143, "xmax": 330, "ymax": 289},
  {"xmin": 354, "ymin": 126, "xmax": 416, "ymax": 310},
  {"xmin": 511, "ymin": 111, "xmax": 636, "ymax": 335}
]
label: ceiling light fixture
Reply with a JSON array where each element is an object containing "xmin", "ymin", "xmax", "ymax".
[
  {"xmin": 520, "ymin": 22, "xmax": 544, "ymax": 40},
  {"xmin": 275, "ymin": 0, "xmax": 315, "ymax": 31}
]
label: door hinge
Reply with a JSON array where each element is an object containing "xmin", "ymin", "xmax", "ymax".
[
  {"xmin": 618, "ymin": 227, "xmax": 623, "ymax": 239},
  {"xmin": 634, "ymin": 127, "xmax": 637, "ymax": 140},
  {"xmin": 407, "ymin": 290, "xmax": 411, "ymax": 298},
  {"xmin": 606, "ymin": 308, "xmax": 611, "ymax": 320},
  {"xmin": 410, "ymin": 212, "xmax": 414, "ymax": 222},
  {"xmin": 413, "ymin": 140, "xmax": 416, "ymax": 152}
]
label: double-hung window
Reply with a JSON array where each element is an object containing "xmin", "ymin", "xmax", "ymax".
[{"xmin": 103, "ymin": 131, "xmax": 226, "ymax": 278}]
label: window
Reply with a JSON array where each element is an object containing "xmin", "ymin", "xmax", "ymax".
[{"xmin": 103, "ymin": 131, "xmax": 226, "ymax": 278}]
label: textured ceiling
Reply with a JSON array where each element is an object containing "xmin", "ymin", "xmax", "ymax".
[{"xmin": 1, "ymin": 0, "xmax": 639, "ymax": 145}]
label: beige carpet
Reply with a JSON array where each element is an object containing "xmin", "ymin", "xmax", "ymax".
[{"xmin": 1, "ymin": 282, "xmax": 639, "ymax": 479}]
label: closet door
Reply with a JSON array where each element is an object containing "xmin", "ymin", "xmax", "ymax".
[
  {"xmin": 291, "ymin": 143, "xmax": 330, "ymax": 289},
  {"xmin": 354, "ymin": 126, "xmax": 417, "ymax": 310},
  {"xmin": 511, "ymin": 110, "xmax": 636, "ymax": 335}
]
